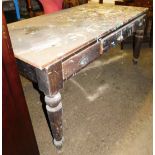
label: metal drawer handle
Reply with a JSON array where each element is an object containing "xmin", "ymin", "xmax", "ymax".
[
  {"xmin": 117, "ymin": 35, "xmax": 123, "ymax": 41},
  {"xmin": 139, "ymin": 22, "xmax": 143, "ymax": 27},
  {"xmin": 79, "ymin": 57, "xmax": 89, "ymax": 66}
]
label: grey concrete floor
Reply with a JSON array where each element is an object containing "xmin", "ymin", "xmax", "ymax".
[{"xmin": 21, "ymin": 44, "xmax": 152, "ymax": 155}]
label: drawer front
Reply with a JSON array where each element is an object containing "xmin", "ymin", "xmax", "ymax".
[
  {"xmin": 62, "ymin": 15, "xmax": 146, "ymax": 80},
  {"xmin": 102, "ymin": 31, "xmax": 122, "ymax": 50},
  {"xmin": 101, "ymin": 15, "xmax": 146, "ymax": 50},
  {"xmin": 62, "ymin": 42, "xmax": 100, "ymax": 80}
]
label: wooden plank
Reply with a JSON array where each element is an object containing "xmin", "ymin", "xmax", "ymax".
[{"xmin": 7, "ymin": 2, "xmax": 148, "ymax": 69}]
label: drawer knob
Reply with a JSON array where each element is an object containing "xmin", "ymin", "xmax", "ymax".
[
  {"xmin": 79, "ymin": 57, "xmax": 89, "ymax": 66},
  {"xmin": 139, "ymin": 22, "xmax": 143, "ymax": 27},
  {"xmin": 117, "ymin": 35, "xmax": 123, "ymax": 41}
]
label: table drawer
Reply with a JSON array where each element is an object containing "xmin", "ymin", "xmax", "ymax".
[
  {"xmin": 62, "ymin": 42, "xmax": 100, "ymax": 80},
  {"xmin": 133, "ymin": 16, "xmax": 145, "ymax": 30},
  {"xmin": 101, "ymin": 15, "xmax": 146, "ymax": 48},
  {"xmin": 102, "ymin": 31, "xmax": 122, "ymax": 49}
]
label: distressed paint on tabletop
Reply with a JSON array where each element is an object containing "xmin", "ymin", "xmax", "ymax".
[{"xmin": 7, "ymin": 2, "xmax": 147, "ymax": 69}]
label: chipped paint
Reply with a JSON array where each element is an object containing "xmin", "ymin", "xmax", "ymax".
[{"xmin": 7, "ymin": 2, "xmax": 147, "ymax": 69}]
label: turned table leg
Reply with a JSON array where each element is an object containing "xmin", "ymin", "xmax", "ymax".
[
  {"xmin": 35, "ymin": 62, "xmax": 64, "ymax": 149},
  {"xmin": 45, "ymin": 92, "xmax": 64, "ymax": 149},
  {"xmin": 132, "ymin": 29, "xmax": 144, "ymax": 64}
]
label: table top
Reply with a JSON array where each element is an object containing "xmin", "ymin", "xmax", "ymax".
[{"xmin": 8, "ymin": 2, "xmax": 147, "ymax": 69}]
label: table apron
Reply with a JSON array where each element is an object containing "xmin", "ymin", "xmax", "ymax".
[
  {"xmin": 16, "ymin": 59, "xmax": 37, "ymax": 83},
  {"xmin": 15, "ymin": 14, "xmax": 146, "ymax": 84},
  {"xmin": 62, "ymin": 14, "xmax": 146, "ymax": 80},
  {"xmin": 62, "ymin": 42, "xmax": 100, "ymax": 80}
]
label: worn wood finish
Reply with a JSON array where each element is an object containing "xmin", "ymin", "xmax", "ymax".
[
  {"xmin": 62, "ymin": 13, "xmax": 146, "ymax": 79},
  {"xmin": 7, "ymin": 3, "xmax": 148, "ymax": 149},
  {"xmin": 8, "ymin": 2, "xmax": 148, "ymax": 69},
  {"xmin": 35, "ymin": 62, "xmax": 63, "ymax": 147},
  {"xmin": 45, "ymin": 93, "xmax": 63, "ymax": 148},
  {"xmin": 62, "ymin": 42, "xmax": 100, "ymax": 79},
  {"xmin": 132, "ymin": 15, "xmax": 146, "ymax": 64},
  {"xmin": 47, "ymin": 63, "xmax": 63, "ymax": 94},
  {"xmin": 133, "ymin": 29, "xmax": 144, "ymax": 64},
  {"xmin": 35, "ymin": 63, "xmax": 64, "ymax": 149},
  {"xmin": 16, "ymin": 59, "xmax": 37, "ymax": 82},
  {"xmin": 2, "ymin": 12, "xmax": 39, "ymax": 155},
  {"xmin": 35, "ymin": 62, "xmax": 63, "ymax": 96}
]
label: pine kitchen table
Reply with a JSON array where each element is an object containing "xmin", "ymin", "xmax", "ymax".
[{"xmin": 7, "ymin": 2, "xmax": 148, "ymax": 149}]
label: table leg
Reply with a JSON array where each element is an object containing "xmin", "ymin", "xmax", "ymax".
[
  {"xmin": 132, "ymin": 29, "xmax": 144, "ymax": 64},
  {"xmin": 35, "ymin": 63, "xmax": 64, "ymax": 149},
  {"xmin": 45, "ymin": 92, "xmax": 64, "ymax": 149}
]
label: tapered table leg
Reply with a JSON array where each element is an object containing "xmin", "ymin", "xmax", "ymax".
[
  {"xmin": 45, "ymin": 92, "xmax": 64, "ymax": 149},
  {"xmin": 133, "ymin": 29, "xmax": 144, "ymax": 64}
]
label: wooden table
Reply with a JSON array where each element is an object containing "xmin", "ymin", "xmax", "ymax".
[{"xmin": 8, "ymin": 2, "xmax": 148, "ymax": 149}]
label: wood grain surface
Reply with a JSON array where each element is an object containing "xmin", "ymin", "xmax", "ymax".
[{"xmin": 8, "ymin": 2, "xmax": 147, "ymax": 69}]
